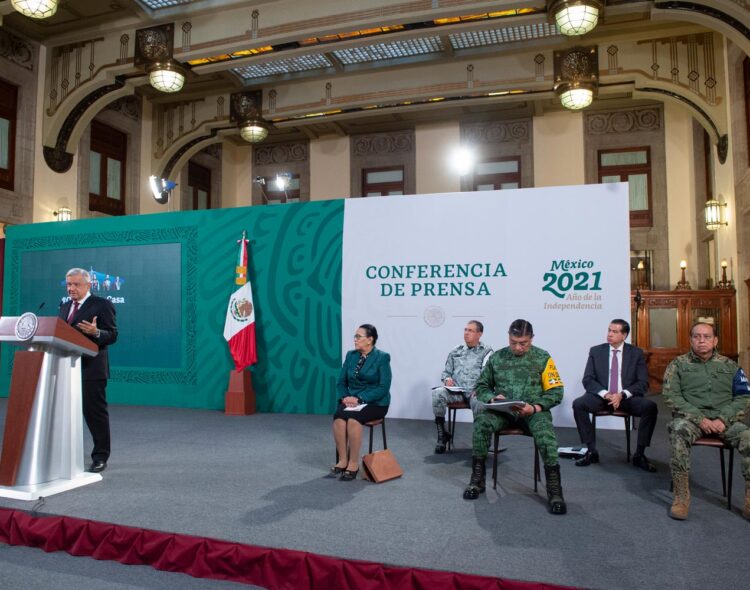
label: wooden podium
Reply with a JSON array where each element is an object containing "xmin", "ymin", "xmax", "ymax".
[{"xmin": 0, "ymin": 315, "xmax": 101, "ymax": 500}]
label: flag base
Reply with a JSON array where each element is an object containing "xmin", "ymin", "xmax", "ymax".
[{"xmin": 224, "ymin": 370, "xmax": 256, "ymax": 415}]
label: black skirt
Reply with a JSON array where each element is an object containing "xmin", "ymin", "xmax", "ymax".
[{"xmin": 332, "ymin": 403, "xmax": 388, "ymax": 424}]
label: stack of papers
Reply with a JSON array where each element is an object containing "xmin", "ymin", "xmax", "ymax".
[{"xmin": 482, "ymin": 400, "xmax": 525, "ymax": 413}]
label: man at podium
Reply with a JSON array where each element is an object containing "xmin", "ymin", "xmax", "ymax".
[{"xmin": 58, "ymin": 268, "xmax": 118, "ymax": 473}]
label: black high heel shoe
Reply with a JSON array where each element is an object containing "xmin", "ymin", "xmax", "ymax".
[
  {"xmin": 339, "ymin": 468, "xmax": 359, "ymax": 481},
  {"xmin": 327, "ymin": 465, "xmax": 345, "ymax": 477}
]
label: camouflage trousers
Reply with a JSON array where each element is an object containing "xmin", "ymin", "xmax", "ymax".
[
  {"xmin": 471, "ymin": 410, "xmax": 560, "ymax": 466},
  {"xmin": 432, "ymin": 387, "xmax": 481, "ymax": 419},
  {"xmin": 668, "ymin": 418, "xmax": 750, "ymax": 480}
]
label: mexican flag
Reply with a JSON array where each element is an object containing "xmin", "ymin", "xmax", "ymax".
[{"xmin": 223, "ymin": 232, "xmax": 257, "ymax": 371}]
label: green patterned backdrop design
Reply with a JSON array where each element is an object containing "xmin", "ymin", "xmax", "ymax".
[{"xmin": 2, "ymin": 200, "xmax": 344, "ymax": 413}]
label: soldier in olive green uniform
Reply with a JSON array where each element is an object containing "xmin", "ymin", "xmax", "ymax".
[
  {"xmin": 463, "ymin": 319, "xmax": 567, "ymax": 515},
  {"xmin": 663, "ymin": 322, "xmax": 750, "ymax": 520}
]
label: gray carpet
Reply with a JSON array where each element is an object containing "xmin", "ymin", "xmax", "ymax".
[
  {"xmin": 0, "ymin": 543, "xmax": 260, "ymax": 590},
  {"xmin": 0, "ymin": 396, "xmax": 747, "ymax": 590}
]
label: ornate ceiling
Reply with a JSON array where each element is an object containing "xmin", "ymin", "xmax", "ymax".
[{"xmin": 1, "ymin": 0, "xmax": 748, "ymax": 175}]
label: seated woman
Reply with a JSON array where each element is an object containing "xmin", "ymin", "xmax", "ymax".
[{"xmin": 330, "ymin": 324, "xmax": 391, "ymax": 481}]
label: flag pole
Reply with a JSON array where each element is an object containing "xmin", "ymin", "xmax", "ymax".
[{"xmin": 224, "ymin": 230, "xmax": 257, "ymax": 416}]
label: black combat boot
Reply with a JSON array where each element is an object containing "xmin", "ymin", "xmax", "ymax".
[
  {"xmin": 463, "ymin": 457, "xmax": 486, "ymax": 500},
  {"xmin": 434, "ymin": 417, "xmax": 451, "ymax": 454},
  {"xmin": 544, "ymin": 464, "xmax": 567, "ymax": 515}
]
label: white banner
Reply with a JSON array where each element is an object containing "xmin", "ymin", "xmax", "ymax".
[{"xmin": 342, "ymin": 183, "xmax": 630, "ymax": 428}]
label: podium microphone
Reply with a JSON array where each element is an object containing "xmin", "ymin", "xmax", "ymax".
[{"xmin": 36, "ymin": 301, "xmax": 46, "ymax": 314}]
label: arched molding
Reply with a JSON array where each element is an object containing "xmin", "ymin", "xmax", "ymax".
[
  {"xmin": 154, "ymin": 121, "xmax": 234, "ymax": 178},
  {"xmin": 652, "ymin": 1, "xmax": 750, "ymax": 57},
  {"xmin": 633, "ymin": 85, "xmax": 729, "ymax": 162},
  {"xmin": 42, "ymin": 76, "xmax": 144, "ymax": 172},
  {"xmin": 43, "ymin": 64, "xmax": 143, "ymax": 146},
  {"xmin": 599, "ymin": 68, "xmax": 728, "ymax": 163},
  {"xmin": 158, "ymin": 129, "xmax": 235, "ymax": 181}
]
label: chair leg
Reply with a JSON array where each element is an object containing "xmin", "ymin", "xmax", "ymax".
[
  {"xmin": 368, "ymin": 424, "xmax": 374, "ymax": 455},
  {"xmin": 533, "ymin": 443, "xmax": 540, "ymax": 493},
  {"xmin": 624, "ymin": 416, "xmax": 631, "ymax": 462},
  {"xmin": 719, "ymin": 448, "xmax": 726, "ymax": 497},
  {"xmin": 726, "ymin": 448, "xmax": 734, "ymax": 510},
  {"xmin": 381, "ymin": 419, "xmax": 387, "ymax": 450},
  {"xmin": 591, "ymin": 414, "xmax": 597, "ymax": 452},
  {"xmin": 492, "ymin": 432, "xmax": 499, "ymax": 490},
  {"xmin": 447, "ymin": 408, "xmax": 455, "ymax": 452}
]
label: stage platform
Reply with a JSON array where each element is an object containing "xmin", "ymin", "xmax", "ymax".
[{"xmin": 0, "ymin": 396, "xmax": 747, "ymax": 590}]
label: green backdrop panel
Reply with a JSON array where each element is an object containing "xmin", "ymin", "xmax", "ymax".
[{"xmin": 2, "ymin": 200, "xmax": 344, "ymax": 414}]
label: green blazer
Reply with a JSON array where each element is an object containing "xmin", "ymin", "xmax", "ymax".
[{"xmin": 336, "ymin": 347, "xmax": 391, "ymax": 406}]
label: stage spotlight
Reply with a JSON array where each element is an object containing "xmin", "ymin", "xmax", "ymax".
[
  {"xmin": 149, "ymin": 175, "xmax": 177, "ymax": 204},
  {"xmin": 451, "ymin": 146, "xmax": 475, "ymax": 176},
  {"xmin": 274, "ymin": 173, "xmax": 291, "ymax": 192}
]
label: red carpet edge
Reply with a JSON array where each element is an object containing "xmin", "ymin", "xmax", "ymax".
[{"xmin": 0, "ymin": 507, "xmax": 580, "ymax": 590}]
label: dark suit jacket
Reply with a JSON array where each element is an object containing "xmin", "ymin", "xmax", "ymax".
[
  {"xmin": 582, "ymin": 342, "xmax": 648, "ymax": 397},
  {"xmin": 336, "ymin": 348, "xmax": 391, "ymax": 406},
  {"xmin": 59, "ymin": 294, "xmax": 118, "ymax": 381}
]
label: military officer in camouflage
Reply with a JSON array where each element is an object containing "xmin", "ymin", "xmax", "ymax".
[
  {"xmin": 663, "ymin": 321, "xmax": 750, "ymax": 520},
  {"xmin": 432, "ymin": 320, "xmax": 493, "ymax": 453},
  {"xmin": 463, "ymin": 319, "xmax": 567, "ymax": 515}
]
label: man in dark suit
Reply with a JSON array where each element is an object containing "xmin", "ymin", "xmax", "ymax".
[
  {"xmin": 59, "ymin": 268, "xmax": 118, "ymax": 473},
  {"xmin": 572, "ymin": 319, "xmax": 658, "ymax": 471}
]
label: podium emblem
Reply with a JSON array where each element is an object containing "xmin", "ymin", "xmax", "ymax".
[{"xmin": 15, "ymin": 312, "xmax": 39, "ymax": 341}]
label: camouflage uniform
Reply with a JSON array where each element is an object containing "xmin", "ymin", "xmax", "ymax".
[
  {"xmin": 663, "ymin": 351, "xmax": 750, "ymax": 479},
  {"xmin": 472, "ymin": 346, "xmax": 564, "ymax": 466},
  {"xmin": 432, "ymin": 342, "xmax": 493, "ymax": 418}
]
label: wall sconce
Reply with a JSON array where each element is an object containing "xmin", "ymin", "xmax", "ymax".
[
  {"xmin": 635, "ymin": 260, "xmax": 648, "ymax": 290},
  {"xmin": 716, "ymin": 259, "xmax": 734, "ymax": 290},
  {"xmin": 675, "ymin": 259, "xmax": 691, "ymax": 290},
  {"xmin": 553, "ymin": 46, "xmax": 598, "ymax": 110},
  {"xmin": 704, "ymin": 198, "xmax": 727, "ymax": 230},
  {"xmin": 11, "ymin": 0, "xmax": 58, "ymax": 19},
  {"xmin": 53, "ymin": 207, "xmax": 72, "ymax": 221},
  {"xmin": 548, "ymin": 1, "xmax": 604, "ymax": 37},
  {"xmin": 230, "ymin": 90, "xmax": 270, "ymax": 143},
  {"xmin": 149, "ymin": 176, "xmax": 177, "ymax": 204},
  {"xmin": 135, "ymin": 24, "xmax": 186, "ymax": 93}
]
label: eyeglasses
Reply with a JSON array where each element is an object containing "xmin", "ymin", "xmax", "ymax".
[
  {"xmin": 691, "ymin": 334, "xmax": 715, "ymax": 341},
  {"xmin": 353, "ymin": 334, "xmax": 366, "ymax": 340}
]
